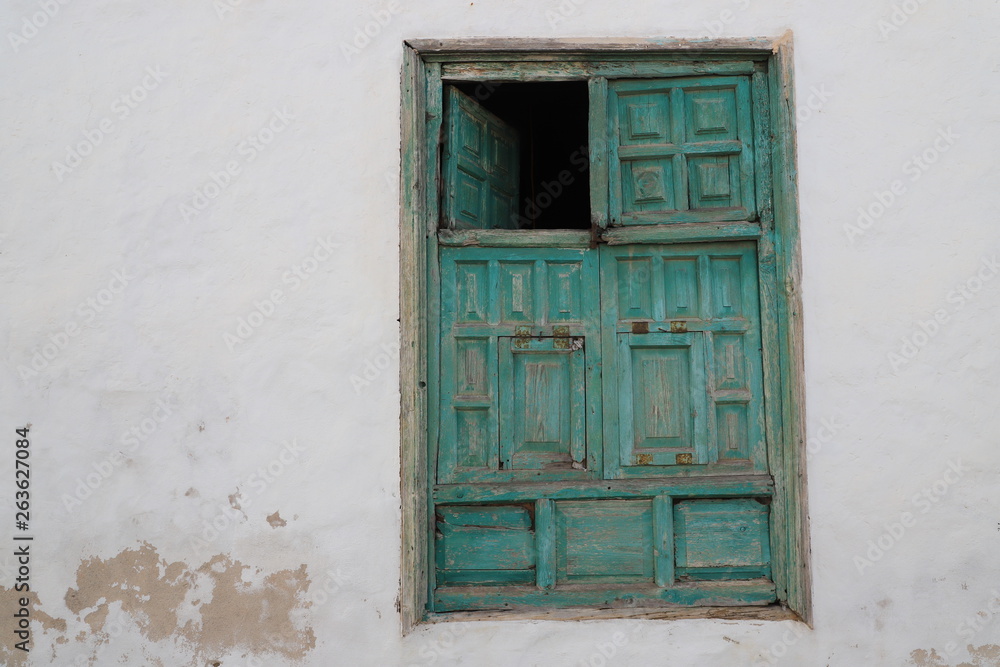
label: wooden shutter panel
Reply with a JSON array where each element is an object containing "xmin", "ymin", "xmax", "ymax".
[
  {"xmin": 442, "ymin": 86, "xmax": 519, "ymax": 230},
  {"xmin": 608, "ymin": 76, "xmax": 755, "ymax": 225},
  {"xmin": 438, "ymin": 247, "xmax": 602, "ymax": 483},
  {"xmin": 600, "ymin": 241, "xmax": 767, "ymax": 477}
]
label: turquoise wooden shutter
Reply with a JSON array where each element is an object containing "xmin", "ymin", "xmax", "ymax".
[
  {"xmin": 616, "ymin": 332, "xmax": 710, "ymax": 467},
  {"xmin": 438, "ymin": 247, "xmax": 602, "ymax": 483},
  {"xmin": 608, "ymin": 76, "xmax": 755, "ymax": 225},
  {"xmin": 600, "ymin": 241, "xmax": 767, "ymax": 477},
  {"xmin": 442, "ymin": 86, "xmax": 520, "ymax": 229}
]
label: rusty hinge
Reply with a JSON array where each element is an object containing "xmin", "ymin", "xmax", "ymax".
[
  {"xmin": 552, "ymin": 326, "xmax": 584, "ymax": 350},
  {"xmin": 589, "ymin": 219, "xmax": 606, "ymax": 248},
  {"xmin": 631, "ymin": 321, "xmax": 649, "ymax": 334},
  {"xmin": 669, "ymin": 321, "xmax": 688, "ymax": 333},
  {"xmin": 675, "ymin": 453, "xmax": 693, "ymax": 465},
  {"xmin": 514, "ymin": 325, "xmax": 532, "ymax": 348},
  {"xmin": 636, "ymin": 454, "xmax": 653, "ymax": 465}
]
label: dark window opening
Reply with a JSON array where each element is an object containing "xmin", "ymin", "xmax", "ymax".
[{"xmin": 451, "ymin": 80, "xmax": 591, "ymax": 230}]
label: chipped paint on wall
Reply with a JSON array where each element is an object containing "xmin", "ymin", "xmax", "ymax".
[
  {"xmin": 6, "ymin": 544, "xmax": 314, "ymax": 665},
  {"xmin": 909, "ymin": 644, "xmax": 1000, "ymax": 667}
]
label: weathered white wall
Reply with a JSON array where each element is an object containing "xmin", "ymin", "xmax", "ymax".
[{"xmin": 2, "ymin": 0, "xmax": 999, "ymax": 665}]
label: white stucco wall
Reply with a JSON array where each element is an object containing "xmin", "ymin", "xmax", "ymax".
[{"xmin": 2, "ymin": 0, "xmax": 1000, "ymax": 665}]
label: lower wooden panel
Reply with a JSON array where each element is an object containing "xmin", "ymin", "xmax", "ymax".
[{"xmin": 434, "ymin": 580, "xmax": 776, "ymax": 612}]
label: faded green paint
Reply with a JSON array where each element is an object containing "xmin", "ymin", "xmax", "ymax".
[
  {"xmin": 442, "ymin": 86, "xmax": 519, "ymax": 230},
  {"xmin": 400, "ymin": 39, "xmax": 810, "ymax": 628}
]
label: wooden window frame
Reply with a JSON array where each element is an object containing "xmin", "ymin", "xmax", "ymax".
[{"xmin": 399, "ymin": 36, "xmax": 810, "ymax": 632}]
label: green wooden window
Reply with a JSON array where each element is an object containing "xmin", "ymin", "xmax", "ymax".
[{"xmin": 400, "ymin": 39, "xmax": 809, "ymax": 628}]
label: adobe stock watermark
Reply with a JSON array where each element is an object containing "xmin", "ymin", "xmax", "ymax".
[
  {"xmin": 51, "ymin": 65, "xmax": 168, "ymax": 182},
  {"xmin": 941, "ymin": 590, "xmax": 1000, "ymax": 658},
  {"xmin": 795, "ymin": 84, "xmax": 833, "ymax": 125},
  {"xmin": 17, "ymin": 266, "xmax": 135, "ymax": 382},
  {"xmin": 187, "ymin": 439, "xmax": 306, "ymax": 557},
  {"xmin": 546, "ymin": 0, "xmax": 585, "ymax": 29},
  {"xmin": 853, "ymin": 459, "xmax": 966, "ymax": 574},
  {"xmin": 877, "ymin": 0, "xmax": 932, "ymax": 39},
  {"xmin": 7, "ymin": 0, "xmax": 72, "ymax": 53},
  {"xmin": 752, "ymin": 623, "xmax": 810, "ymax": 667},
  {"xmin": 178, "ymin": 106, "xmax": 295, "ymax": 223},
  {"xmin": 339, "ymin": 1, "xmax": 401, "ymax": 62},
  {"xmin": 843, "ymin": 127, "xmax": 959, "ymax": 243},
  {"xmin": 61, "ymin": 397, "xmax": 173, "ymax": 513},
  {"xmin": 350, "ymin": 340, "xmax": 400, "ymax": 394},
  {"xmin": 805, "ymin": 414, "xmax": 847, "ymax": 458},
  {"xmin": 223, "ymin": 235, "xmax": 340, "ymax": 351},
  {"xmin": 511, "ymin": 145, "xmax": 589, "ymax": 228},
  {"xmin": 704, "ymin": 0, "xmax": 752, "ymax": 36},
  {"xmin": 887, "ymin": 254, "xmax": 999, "ymax": 373},
  {"xmin": 214, "ymin": 0, "xmax": 245, "ymax": 20}
]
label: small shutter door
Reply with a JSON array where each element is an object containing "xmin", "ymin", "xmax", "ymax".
[
  {"xmin": 438, "ymin": 247, "xmax": 601, "ymax": 483},
  {"xmin": 442, "ymin": 86, "xmax": 519, "ymax": 229},
  {"xmin": 617, "ymin": 332, "xmax": 710, "ymax": 467},
  {"xmin": 600, "ymin": 241, "xmax": 767, "ymax": 477},
  {"xmin": 608, "ymin": 76, "xmax": 755, "ymax": 225}
]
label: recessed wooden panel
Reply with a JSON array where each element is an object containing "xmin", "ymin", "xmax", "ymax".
[
  {"xmin": 455, "ymin": 337, "xmax": 490, "ymax": 397},
  {"xmin": 709, "ymin": 255, "xmax": 745, "ymax": 319},
  {"xmin": 499, "ymin": 261, "xmax": 536, "ymax": 323},
  {"xmin": 546, "ymin": 262, "xmax": 585, "ymax": 322},
  {"xmin": 455, "ymin": 407, "xmax": 492, "ymax": 469},
  {"xmin": 715, "ymin": 403, "xmax": 750, "ymax": 460},
  {"xmin": 609, "ymin": 76, "xmax": 754, "ymax": 224},
  {"xmin": 685, "ymin": 87, "xmax": 738, "ymax": 141},
  {"xmin": 615, "ymin": 257, "xmax": 654, "ymax": 320},
  {"xmin": 663, "ymin": 257, "xmax": 700, "ymax": 319},
  {"xmin": 556, "ymin": 500, "xmax": 654, "ymax": 584},
  {"xmin": 454, "ymin": 261, "xmax": 489, "ymax": 323},
  {"xmin": 616, "ymin": 333, "xmax": 709, "ymax": 467},
  {"xmin": 674, "ymin": 499, "xmax": 770, "ymax": 580},
  {"xmin": 618, "ymin": 92, "xmax": 671, "ymax": 144},
  {"xmin": 689, "ymin": 155, "xmax": 739, "ymax": 211},
  {"xmin": 620, "ymin": 159, "xmax": 676, "ymax": 213},
  {"xmin": 436, "ymin": 505, "xmax": 535, "ymax": 586},
  {"xmin": 712, "ymin": 333, "xmax": 747, "ymax": 391},
  {"xmin": 500, "ymin": 338, "xmax": 586, "ymax": 470}
]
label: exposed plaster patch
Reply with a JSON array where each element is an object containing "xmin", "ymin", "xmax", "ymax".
[
  {"xmin": 228, "ymin": 491, "xmax": 248, "ymax": 520},
  {"xmin": 267, "ymin": 511, "xmax": 287, "ymax": 528},
  {"xmin": 189, "ymin": 556, "xmax": 315, "ymax": 659},
  {"xmin": 909, "ymin": 645, "xmax": 1000, "ymax": 667},
  {"xmin": 58, "ymin": 543, "xmax": 315, "ymax": 663},
  {"xmin": 0, "ymin": 586, "xmax": 66, "ymax": 666}
]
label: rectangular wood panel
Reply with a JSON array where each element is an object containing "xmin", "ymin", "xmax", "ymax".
[
  {"xmin": 443, "ymin": 86, "xmax": 519, "ymax": 230},
  {"xmin": 436, "ymin": 505, "xmax": 536, "ymax": 586},
  {"xmin": 674, "ymin": 498, "xmax": 771, "ymax": 581},
  {"xmin": 601, "ymin": 242, "xmax": 767, "ymax": 477},
  {"xmin": 499, "ymin": 337, "xmax": 587, "ymax": 470},
  {"xmin": 555, "ymin": 500, "xmax": 654, "ymax": 584},
  {"xmin": 608, "ymin": 76, "xmax": 755, "ymax": 225},
  {"xmin": 439, "ymin": 247, "xmax": 602, "ymax": 483}
]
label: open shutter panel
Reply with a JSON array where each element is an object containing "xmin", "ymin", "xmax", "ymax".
[
  {"xmin": 438, "ymin": 247, "xmax": 601, "ymax": 483},
  {"xmin": 608, "ymin": 76, "xmax": 755, "ymax": 225},
  {"xmin": 600, "ymin": 241, "xmax": 767, "ymax": 477},
  {"xmin": 442, "ymin": 86, "xmax": 519, "ymax": 230}
]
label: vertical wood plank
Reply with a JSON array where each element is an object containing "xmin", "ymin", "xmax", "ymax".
[
  {"xmin": 769, "ymin": 35, "xmax": 812, "ymax": 626},
  {"xmin": 588, "ymin": 77, "xmax": 610, "ymax": 229},
  {"xmin": 669, "ymin": 87, "xmax": 688, "ymax": 211},
  {"xmin": 653, "ymin": 495, "xmax": 674, "ymax": 587},
  {"xmin": 736, "ymin": 75, "xmax": 756, "ymax": 219},
  {"xmin": 399, "ymin": 44, "xmax": 430, "ymax": 633},
  {"xmin": 422, "ymin": 59, "xmax": 444, "ymax": 617},
  {"xmin": 536, "ymin": 498, "xmax": 556, "ymax": 589}
]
